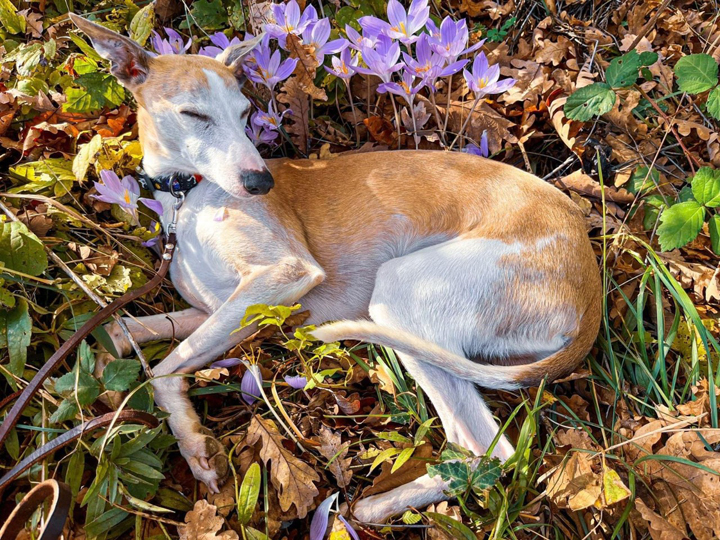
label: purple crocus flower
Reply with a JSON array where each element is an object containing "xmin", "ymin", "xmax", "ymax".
[
  {"xmin": 325, "ymin": 47, "xmax": 358, "ymax": 79},
  {"xmin": 378, "ymin": 70, "xmax": 425, "ymax": 106},
  {"xmin": 93, "ymin": 170, "xmax": 163, "ymax": 225},
  {"xmin": 386, "ymin": 0, "xmax": 429, "ymax": 43},
  {"xmin": 246, "ymin": 112, "xmax": 279, "ymax": 147},
  {"xmin": 255, "ymin": 101, "xmax": 291, "ymax": 132},
  {"xmin": 429, "ymin": 17, "xmax": 484, "ymax": 61},
  {"xmin": 356, "ymin": 36, "xmax": 402, "ymax": 82},
  {"xmin": 302, "ymin": 18, "xmax": 348, "ymax": 64},
  {"xmin": 402, "ymin": 34, "xmax": 467, "ymax": 88},
  {"xmin": 284, "ymin": 374, "xmax": 307, "ymax": 389},
  {"xmin": 150, "ymin": 28, "xmax": 192, "ymax": 55},
  {"xmin": 465, "ymin": 131, "xmax": 489, "ymax": 157},
  {"xmin": 264, "ymin": 0, "xmax": 318, "ymax": 49},
  {"xmin": 345, "ymin": 24, "xmax": 378, "ymax": 51},
  {"xmin": 199, "ymin": 31, "xmax": 242, "ymax": 58},
  {"xmin": 241, "ymin": 364, "xmax": 262, "ymax": 404},
  {"xmin": 244, "ymin": 34, "xmax": 298, "ymax": 90},
  {"xmin": 141, "ymin": 221, "xmax": 161, "ymax": 248},
  {"xmin": 309, "ymin": 492, "xmax": 339, "ymax": 540},
  {"xmin": 211, "ymin": 357, "xmax": 243, "ymax": 368},
  {"xmin": 463, "ymin": 52, "xmax": 516, "ymax": 98}
]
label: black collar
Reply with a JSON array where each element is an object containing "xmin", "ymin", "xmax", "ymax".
[{"xmin": 136, "ymin": 168, "xmax": 203, "ymax": 195}]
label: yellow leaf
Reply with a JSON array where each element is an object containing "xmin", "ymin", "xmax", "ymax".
[{"xmin": 602, "ymin": 467, "xmax": 631, "ymax": 505}]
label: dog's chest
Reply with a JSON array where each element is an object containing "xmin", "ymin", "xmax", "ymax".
[{"xmin": 156, "ymin": 185, "xmax": 293, "ymax": 311}]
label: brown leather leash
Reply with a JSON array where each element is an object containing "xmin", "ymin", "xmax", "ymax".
[{"xmin": 0, "ymin": 192, "xmax": 184, "ymax": 539}]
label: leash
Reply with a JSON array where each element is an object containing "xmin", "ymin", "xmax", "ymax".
[{"xmin": 0, "ymin": 188, "xmax": 185, "ymax": 539}]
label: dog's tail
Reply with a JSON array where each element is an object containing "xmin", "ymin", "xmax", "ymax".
[{"xmin": 311, "ymin": 320, "xmax": 594, "ymax": 390}]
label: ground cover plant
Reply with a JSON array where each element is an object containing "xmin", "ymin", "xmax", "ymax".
[{"xmin": 1, "ymin": 0, "xmax": 720, "ymax": 538}]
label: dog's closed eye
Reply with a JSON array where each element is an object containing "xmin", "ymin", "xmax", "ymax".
[{"xmin": 180, "ymin": 109, "xmax": 213, "ymax": 123}]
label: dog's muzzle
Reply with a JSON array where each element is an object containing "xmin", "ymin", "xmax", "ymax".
[{"xmin": 242, "ymin": 169, "xmax": 274, "ymax": 195}]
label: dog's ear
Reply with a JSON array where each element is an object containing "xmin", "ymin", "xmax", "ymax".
[
  {"xmin": 69, "ymin": 13, "xmax": 151, "ymax": 89},
  {"xmin": 216, "ymin": 33, "xmax": 265, "ymax": 82}
]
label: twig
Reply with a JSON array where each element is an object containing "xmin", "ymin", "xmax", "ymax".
[
  {"xmin": 628, "ymin": 0, "xmax": 673, "ymax": 51},
  {"xmin": 635, "ymin": 85, "xmax": 702, "ymax": 171}
]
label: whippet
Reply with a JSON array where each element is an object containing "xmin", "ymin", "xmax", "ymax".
[{"xmin": 70, "ymin": 14, "xmax": 601, "ymax": 523}]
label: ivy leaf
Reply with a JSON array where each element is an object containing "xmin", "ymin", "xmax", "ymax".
[
  {"xmin": 64, "ymin": 73, "xmax": 125, "ymax": 113},
  {"xmin": 674, "ymin": 54, "xmax": 719, "ymax": 94},
  {"xmin": 55, "ymin": 371, "xmax": 101, "ymax": 406},
  {"xmin": 0, "ymin": 221, "xmax": 48, "ymax": 276},
  {"xmin": 606, "ymin": 50, "xmax": 641, "ymax": 88},
  {"xmin": 657, "ymin": 201, "xmax": 705, "ymax": 251},
  {"xmin": 564, "ymin": 83, "xmax": 616, "ymax": 121},
  {"xmin": 0, "ymin": 0, "xmax": 26, "ymax": 34},
  {"xmin": 427, "ymin": 456, "xmax": 501, "ymax": 497},
  {"xmin": 102, "ymin": 358, "xmax": 141, "ymax": 391},
  {"xmin": 691, "ymin": 167, "xmax": 720, "ymax": 207},
  {"xmin": 129, "ymin": 3, "xmax": 155, "ymax": 46},
  {"xmin": 708, "ymin": 214, "xmax": 720, "ymax": 255},
  {"xmin": 706, "ymin": 86, "xmax": 720, "ymax": 120},
  {"xmin": 0, "ymin": 299, "xmax": 31, "ymax": 376}
]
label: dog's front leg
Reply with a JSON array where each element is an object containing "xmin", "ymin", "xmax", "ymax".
[{"xmin": 151, "ymin": 259, "xmax": 325, "ymax": 492}]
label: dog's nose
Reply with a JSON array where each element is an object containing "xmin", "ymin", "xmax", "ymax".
[{"xmin": 242, "ymin": 169, "xmax": 274, "ymax": 195}]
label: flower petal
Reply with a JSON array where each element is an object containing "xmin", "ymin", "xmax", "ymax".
[
  {"xmin": 139, "ymin": 197, "xmax": 164, "ymax": 216},
  {"xmin": 211, "ymin": 357, "xmax": 244, "ymax": 368},
  {"xmin": 309, "ymin": 492, "xmax": 339, "ymax": 540},
  {"xmin": 241, "ymin": 364, "xmax": 262, "ymax": 404},
  {"xmin": 284, "ymin": 375, "xmax": 307, "ymax": 389}
]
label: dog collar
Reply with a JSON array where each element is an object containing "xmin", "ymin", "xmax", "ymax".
[{"xmin": 136, "ymin": 167, "xmax": 202, "ymax": 195}]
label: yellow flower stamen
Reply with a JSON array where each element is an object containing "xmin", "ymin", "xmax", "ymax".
[{"xmin": 123, "ymin": 190, "xmax": 131, "ymax": 205}]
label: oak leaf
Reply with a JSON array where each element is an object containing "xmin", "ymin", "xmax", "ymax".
[
  {"xmin": 178, "ymin": 500, "xmax": 239, "ymax": 540},
  {"xmin": 278, "ymin": 77, "xmax": 311, "ymax": 155},
  {"xmin": 316, "ymin": 425, "xmax": 353, "ymax": 488},
  {"xmin": 244, "ymin": 415, "xmax": 320, "ymax": 518},
  {"xmin": 286, "ymin": 34, "xmax": 327, "ymax": 101}
]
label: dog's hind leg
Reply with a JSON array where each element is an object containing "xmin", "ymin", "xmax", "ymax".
[
  {"xmin": 150, "ymin": 260, "xmax": 325, "ymax": 492},
  {"xmin": 101, "ymin": 308, "xmax": 209, "ymax": 358}
]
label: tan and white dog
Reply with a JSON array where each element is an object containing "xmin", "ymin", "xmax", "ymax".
[{"xmin": 71, "ymin": 14, "xmax": 601, "ymax": 523}]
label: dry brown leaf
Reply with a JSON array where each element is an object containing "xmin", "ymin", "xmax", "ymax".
[
  {"xmin": 316, "ymin": 425, "xmax": 353, "ymax": 488},
  {"xmin": 244, "ymin": 415, "xmax": 320, "ymax": 518},
  {"xmin": 286, "ymin": 34, "xmax": 327, "ymax": 101},
  {"xmin": 278, "ymin": 77, "xmax": 311, "ymax": 155},
  {"xmin": 362, "ymin": 442, "xmax": 433, "ymax": 497},
  {"xmin": 178, "ymin": 500, "xmax": 239, "ymax": 540}
]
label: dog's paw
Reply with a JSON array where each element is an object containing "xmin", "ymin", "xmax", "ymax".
[{"xmin": 178, "ymin": 427, "xmax": 230, "ymax": 493}]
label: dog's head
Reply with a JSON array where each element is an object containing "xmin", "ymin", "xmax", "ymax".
[{"xmin": 70, "ymin": 14, "xmax": 273, "ymax": 198}]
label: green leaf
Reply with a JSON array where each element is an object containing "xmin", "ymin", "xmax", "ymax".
[
  {"xmin": 709, "ymin": 214, "xmax": 720, "ymax": 255},
  {"xmin": 245, "ymin": 527, "xmax": 270, "ymax": 540},
  {"xmin": 564, "ymin": 83, "xmax": 616, "ymax": 121},
  {"xmin": 0, "ymin": 0, "xmax": 26, "ymax": 33},
  {"xmin": 606, "ymin": 50, "xmax": 641, "ymax": 88},
  {"xmin": 55, "ymin": 371, "xmax": 100, "ymax": 406},
  {"xmin": 691, "ymin": 167, "xmax": 720, "ymax": 207},
  {"xmin": 102, "ymin": 358, "xmax": 141, "ymax": 391},
  {"xmin": 0, "ymin": 221, "xmax": 48, "ymax": 276},
  {"xmin": 0, "ymin": 299, "xmax": 31, "ymax": 376},
  {"xmin": 470, "ymin": 457, "xmax": 503, "ymax": 493},
  {"xmin": 639, "ymin": 51, "xmax": 659, "ymax": 66},
  {"xmin": 64, "ymin": 73, "xmax": 125, "ymax": 113},
  {"xmin": 391, "ymin": 447, "xmax": 415, "ymax": 473},
  {"xmin": 188, "ymin": 0, "xmax": 226, "ymax": 29},
  {"xmin": 5, "ymin": 427, "xmax": 19, "ymax": 460},
  {"xmin": 85, "ymin": 507, "xmax": 128, "ymax": 537},
  {"xmin": 424, "ymin": 512, "xmax": 476, "ymax": 540},
  {"xmin": 402, "ymin": 510, "xmax": 422, "ymax": 524},
  {"xmin": 370, "ymin": 447, "xmax": 402, "ymax": 472},
  {"xmin": 675, "ymin": 54, "xmax": 719, "ymax": 94},
  {"xmin": 66, "ymin": 449, "xmax": 85, "ymax": 497},
  {"xmin": 129, "ymin": 3, "xmax": 155, "ymax": 46},
  {"xmin": 50, "ymin": 398, "xmax": 79, "ymax": 423},
  {"xmin": 627, "ymin": 165, "xmax": 659, "ymax": 194},
  {"xmin": 706, "ymin": 86, "xmax": 720, "ymax": 120},
  {"xmin": 657, "ymin": 200, "xmax": 705, "ymax": 251},
  {"xmin": 237, "ymin": 462, "xmax": 261, "ymax": 525}
]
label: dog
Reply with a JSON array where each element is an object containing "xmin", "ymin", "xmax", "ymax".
[{"xmin": 70, "ymin": 14, "xmax": 601, "ymax": 523}]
